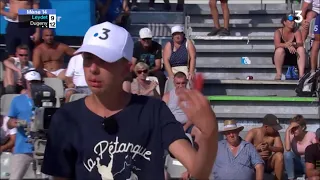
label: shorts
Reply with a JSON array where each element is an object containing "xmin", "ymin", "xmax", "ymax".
[
  {"xmin": 44, "ymin": 69, "xmax": 65, "ymax": 76},
  {"xmin": 5, "ymin": 22, "xmax": 35, "ymax": 56},
  {"xmin": 65, "ymin": 86, "xmax": 91, "ymax": 95},
  {"xmin": 272, "ymin": 48, "xmax": 298, "ymax": 66},
  {"xmin": 314, "ymin": 14, "xmax": 320, "ymax": 35}
]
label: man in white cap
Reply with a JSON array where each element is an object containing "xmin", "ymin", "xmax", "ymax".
[
  {"xmin": 125, "ymin": 27, "xmax": 166, "ymax": 96},
  {"xmin": 6, "ymin": 69, "xmax": 42, "ymax": 180},
  {"xmin": 41, "ymin": 22, "xmax": 218, "ymax": 180}
]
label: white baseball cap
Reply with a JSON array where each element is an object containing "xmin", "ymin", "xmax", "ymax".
[
  {"xmin": 74, "ymin": 22, "xmax": 134, "ymax": 62},
  {"xmin": 139, "ymin": 27, "xmax": 153, "ymax": 39},
  {"xmin": 171, "ymin": 25, "xmax": 184, "ymax": 35},
  {"xmin": 24, "ymin": 71, "xmax": 41, "ymax": 81}
]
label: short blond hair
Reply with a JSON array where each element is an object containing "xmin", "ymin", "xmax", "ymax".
[{"xmin": 134, "ymin": 62, "xmax": 149, "ymax": 72}]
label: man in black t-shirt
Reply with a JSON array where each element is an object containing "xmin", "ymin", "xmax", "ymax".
[
  {"xmin": 127, "ymin": 27, "xmax": 166, "ymax": 96},
  {"xmin": 41, "ymin": 22, "xmax": 218, "ymax": 180},
  {"xmin": 305, "ymin": 128, "xmax": 320, "ymax": 180}
]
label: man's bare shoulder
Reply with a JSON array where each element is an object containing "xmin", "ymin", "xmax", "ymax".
[
  {"xmin": 248, "ymin": 127, "xmax": 260, "ymax": 134},
  {"xmin": 34, "ymin": 43, "xmax": 45, "ymax": 51}
]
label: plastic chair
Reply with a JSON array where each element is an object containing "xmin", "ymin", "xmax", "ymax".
[
  {"xmin": 69, "ymin": 93, "xmax": 87, "ymax": 102},
  {"xmin": 0, "ymin": 94, "xmax": 19, "ymax": 116},
  {"xmin": 43, "ymin": 78, "xmax": 65, "ymax": 99},
  {"xmin": 165, "ymin": 133, "xmax": 193, "ymax": 178},
  {"xmin": 146, "ymin": 76, "xmax": 160, "ymax": 95}
]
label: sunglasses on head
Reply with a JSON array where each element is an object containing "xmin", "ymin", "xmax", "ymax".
[{"xmin": 137, "ymin": 69, "xmax": 148, "ymax": 74}]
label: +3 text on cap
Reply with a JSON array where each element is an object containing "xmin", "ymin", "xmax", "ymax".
[
  {"xmin": 75, "ymin": 22, "xmax": 134, "ymax": 63},
  {"xmin": 139, "ymin": 28, "xmax": 153, "ymax": 39}
]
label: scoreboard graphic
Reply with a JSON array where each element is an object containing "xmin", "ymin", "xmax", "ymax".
[{"xmin": 18, "ymin": 9, "xmax": 56, "ymax": 28}]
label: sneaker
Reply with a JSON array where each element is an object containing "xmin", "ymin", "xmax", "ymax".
[
  {"xmin": 148, "ymin": 7, "xmax": 155, "ymax": 11},
  {"xmin": 207, "ymin": 27, "xmax": 220, "ymax": 36},
  {"xmin": 217, "ymin": 28, "xmax": 230, "ymax": 36}
]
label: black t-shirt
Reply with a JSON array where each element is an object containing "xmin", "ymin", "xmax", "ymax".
[
  {"xmin": 41, "ymin": 95, "xmax": 187, "ymax": 180},
  {"xmin": 133, "ymin": 41, "xmax": 162, "ymax": 69},
  {"xmin": 305, "ymin": 143, "xmax": 320, "ymax": 169}
]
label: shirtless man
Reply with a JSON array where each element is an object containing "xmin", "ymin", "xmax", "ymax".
[
  {"xmin": 0, "ymin": 0, "xmax": 40, "ymax": 56},
  {"xmin": 33, "ymin": 28, "xmax": 75, "ymax": 80},
  {"xmin": 245, "ymin": 114, "xmax": 285, "ymax": 180}
]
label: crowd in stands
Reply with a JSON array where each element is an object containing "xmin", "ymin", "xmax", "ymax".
[{"xmin": 0, "ymin": 0, "xmax": 320, "ymax": 179}]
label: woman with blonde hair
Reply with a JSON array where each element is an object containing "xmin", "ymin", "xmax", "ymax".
[
  {"xmin": 284, "ymin": 115, "xmax": 318, "ymax": 180},
  {"xmin": 123, "ymin": 62, "xmax": 160, "ymax": 98}
]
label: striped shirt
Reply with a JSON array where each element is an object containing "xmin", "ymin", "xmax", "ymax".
[{"xmin": 212, "ymin": 138, "xmax": 264, "ymax": 180}]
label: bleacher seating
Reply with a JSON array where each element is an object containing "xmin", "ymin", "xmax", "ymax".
[
  {"xmin": 0, "ymin": 61, "xmax": 3, "ymax": 82},
  {"xmin": 43, "ymin": 78, "xmax": 65, "ymax": 100},
  {"xmin": 0, "ymin": 94, "xmax": 19, "ymax": 115}
]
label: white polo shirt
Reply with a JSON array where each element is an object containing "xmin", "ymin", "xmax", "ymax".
[
  {"xmin": 305, "ymin": 0, "xmax": 320, "ymax": 14},
  {"xmin": 65, "ymin": 54, "xmax": 88, "ymax": 87}
]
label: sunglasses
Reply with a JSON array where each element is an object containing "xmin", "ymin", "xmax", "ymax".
[
  {"xmin": 137, "ymin": 70, "xmax": 148, "ymax": 74},
  {"xmin": 19, "ymin": 54, "xmax": 28, "ymax": 57}
]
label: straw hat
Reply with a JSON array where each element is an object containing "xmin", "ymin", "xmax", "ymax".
[{"xmin": 220, "ymin": 120, "xmax": 244, "ymax": 132}]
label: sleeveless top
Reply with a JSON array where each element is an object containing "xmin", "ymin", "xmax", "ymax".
[
  {"xmin": 169, "ymin": 39, "xmax": 189, "ymax": 67},
  {"xmin": 167, "ymin": 89, "xmax": 188, "ymax": 124},
  {"xmin": 131, "ymin": 79, "xmax": 160, "ymax": 98},
  {"xmin": 279, "ymin": 28, "xmax": 296, "ymax": 43}
]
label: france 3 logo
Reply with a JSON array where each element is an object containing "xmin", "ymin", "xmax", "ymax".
[{"xmin": 292, "ymin": 10, "xmax": 303, "ymax": 24}]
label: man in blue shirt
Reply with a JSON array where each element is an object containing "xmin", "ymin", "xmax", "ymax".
[
  {"xmin": 42, "ymin": 22, "xmax": 219, "ymax": 180},
  {"xmin": 7, "ymin": 70, "xmax": 42, "ymax": 180},
  {"xmin": 310, "ymin": 14, "xmax": 320, "ymax": 73}
]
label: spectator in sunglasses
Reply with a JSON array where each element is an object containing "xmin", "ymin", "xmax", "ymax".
[
  {"xmin": 3, "ymin": 44, "xmax": 33, "ymax": 94},
  {"xmin": 284, "ymin": 115, "xmax": 318, "ymax": 180},
  {"xmin": 123, "ymin": 62, "xmax": 160, "ymax": 98}
]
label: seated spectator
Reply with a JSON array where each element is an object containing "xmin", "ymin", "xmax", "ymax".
[
  {"xmin": 284, "ymin": 115, "xmax": 318, "ymax": 180},
  {"xmin": 163, "ymin": 25, "xmax": 196, "ymax": 80},
  {"xmin": 123, "ymin": 62, "xmax": 160, "ymax": 98},
  {"xmin": 3, "ymin": 44, "xmax": 33, "ymax": 94},
  {"xmin": 162, "ymin": 72, "xmax": 193, "ymax": 133},
  {"xmin": 300, "ymin": 0, "xmax": 320, "ymax": 41},
  {"xmin": 245, "ymin": 114, "xmax": 284, "ymax": 180},
  {"xmin": 126, "ymin": 27, "xmax": 166, "ymax": 96},
  {"xmin": 65, "ymin": 54, "xmax": 91, "ymax": 103},
  {"xmin": 273, "ymin": 14, "xmax": 306, "ymax": 80},
  {"xmin": 310, "ymin": 14, "xmax": 320, "ymax": 73},
  {"xmin": 305, "ymin": 128, "xmax": 320, "ymax": 180},
  {"xmin": 33, "ymin": 28, "xmax": 75, "ymax": 80},
  {"xmin": 0, "ymin": 115, "xmax": 16, "ymax": 154},
  {"xmin": 96, "ymin": 0, "xmax": 130, "ymax": 28},
  {"xmin": 130, "ymin": 0, "xmax": 182, "ymax": 11},
  {"xmin": 212, "ymin": 120, "xmax": 264, "ymax": 180}
]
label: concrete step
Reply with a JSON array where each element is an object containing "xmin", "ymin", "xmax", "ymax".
[
  {"xmin": 197, "ymin": 48, "xmax": 274, "ymax": 53},
  {"xmin": 189, "ymin": 23, "xmax": 280, "ymax": 36},
  {"xmin": 188, "ymin": 10, "xmax": 289, "ymax": 24},
  {"xmin": 129, "ymin": 23, "xmax": 181, "ymax": 37},
  {"xmin": 208, "ymin": 95, "xmax": 320, "ymax": 120},
  {"xmin": 196, "ymin": 53, "xmax": 274, "ymax": 66},
  {"xmin": 130, "ymin": 12, "xmax": 185, "ymax": 24},
  {"xmin": 203, "ymin": 80, "xmax": 298, "ymax": 96},
  {"xmin": 193, "ymin": 36, "xmax": 274, "ymax": 50}
]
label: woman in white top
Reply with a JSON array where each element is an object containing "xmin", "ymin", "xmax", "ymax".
[{"xmin": 0, "ymin": 115, "xmax": 16, "ymax": 154}]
